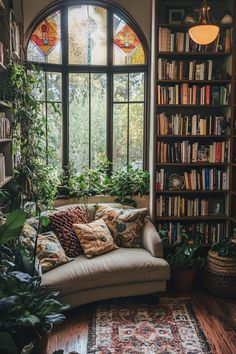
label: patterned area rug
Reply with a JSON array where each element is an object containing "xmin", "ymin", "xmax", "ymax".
[{"xmin": 87, "ymin": 297, "xmax": 212, "ymax": 354}]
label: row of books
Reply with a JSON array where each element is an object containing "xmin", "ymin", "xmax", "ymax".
[
  {"xmin": 157, "ymin": 84, "xmax": 231, "ymax": 105},
  {"xmin": 157, "ymin": 59, "xmax": 213, "ymax": 81},
  {"xmin": 156, "ymin": 168, "xmax": 228, "ymax": 191},
  {"xmin": 158, "ymin": 28, "xmax": 231, "ymax": 53},
  {"xmin": 0, "ymin": 153, "xmax": 5, "ymax": 182},
  {"xmin": 0, "ymin": 113, "xmax": 11, "ymax": 139},
  {"xmin": 157, "ymin": 113, "xmax": 226, "ymax": 136},
  {"xmin": 156, "ymin": 196, "xmax": 225, "ymax": 217},
  {"xmin": 157, "ymin": 222, "xmax": 226, "ymax": 245},
  {"xmin": 157, "ymin": 141, "xmax": 228, "ymax": 163}
]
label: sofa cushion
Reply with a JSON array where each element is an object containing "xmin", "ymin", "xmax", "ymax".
[
  {"xmin": 95, "ymin": 205, "xmax": 148, "ymax": 248},
  {"xmin": 42, "ymin": 248, "xmax": 170, "ymax": 297},
  {"xmin": 48, "ymin": 206, "xmax": 87, "ymax": 257},
  {"xmin": 73, "ymin": 219, "xmax": 118, "ymax": 258}
]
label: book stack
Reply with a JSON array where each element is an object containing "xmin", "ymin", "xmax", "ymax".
[
  {"xmin": 156, "ymin": 168, "xmax": 228, "ymax": 191},
  {"xmin": 0, "ymin": 113, "xmax": 11, "ymax": 139},
  {"xmin": 158, "ymin": 59, "xmax": 213, "ymax": 80},
  {"xmin": 157, "ymin": 113, "xmax": 226, "ymax": 135},
  {"xmin": 158, "ymin": 28, "xmax": 231, "ymax": 53},
  {"xmin": 156, "ymin": 196, "xmax": 225, "ymax": 217},
  {"xmin": 157, "ymin": 141, "xmax": 228, "ymax": 163},
  {"xmin": 157, "ymin": 84, "xmax": 231, "ymax": 105},
  {"xmin": 157, "ymin": 222, "xmax": 226, "ymax": 244},
  {"xmin": 0, "ymin": 152, "xmax": 5, "ymax": 182}
]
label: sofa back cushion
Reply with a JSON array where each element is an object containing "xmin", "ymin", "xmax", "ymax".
[{"xmin": 49, "ymin": 206, "xmax": 87, "ymax": 257}]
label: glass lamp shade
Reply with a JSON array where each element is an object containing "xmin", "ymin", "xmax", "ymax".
[{"xmin": 189, "ymin": 24, "xmax": 219, "ymax": 45}]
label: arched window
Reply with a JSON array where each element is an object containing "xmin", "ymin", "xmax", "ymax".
[{"xmin": 26, "ymin": 1, "xmax": 148, "ymax": 173}]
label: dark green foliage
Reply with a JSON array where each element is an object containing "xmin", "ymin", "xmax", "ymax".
[
  {"xmin": 167, "ymin": 231, "xmax": 206, "ymax": 270},
  {"xmin": 211, "ymin": 239, "xmax": 236, "ymax": 257},
  {"xmin": 0, "ymin": 271, "xmax": 69, "ymax": 336}
]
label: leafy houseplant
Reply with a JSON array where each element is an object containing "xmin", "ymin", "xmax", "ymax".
[
  {"xmin": 211, "ymin": 238, "xmax": 236, "ymax": 256},
  {"xmin": 167, "ymin": 230, "xmax": 205, "ymax": 292},
  {"xmin": 0, "ymin": 271, "xmax": 70, "ymax": 354}
]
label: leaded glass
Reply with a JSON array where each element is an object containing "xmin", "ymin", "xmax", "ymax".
[
  {"xmin": 113, "ymin": 14, "xmax": 145, "ymax": 65},
  {"xmin": 27, "ymin": 11, "xmax": 61, "ymax": 64},
  {"xmin": 68, "ymin": 5, "xmax": 107, "ymax": 65}
]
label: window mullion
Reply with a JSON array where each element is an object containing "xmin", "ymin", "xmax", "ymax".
[{"xmin": 107, "ymin": 10, "xmax": 114, "ymax": 171}]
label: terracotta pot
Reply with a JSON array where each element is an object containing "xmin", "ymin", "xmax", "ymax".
[
  {"xmin": 172, "ymin": 269, "xmax": 196, "ymax": 293},
  {"xmin": 33, "ymin": 324, "xmax": 52, "ymax": 354}
]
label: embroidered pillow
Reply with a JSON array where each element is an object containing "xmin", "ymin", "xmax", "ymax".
[
  {"xmin": 73, "ymin": 219, "xmax": 118, "ymax": 259},
  {"xmin": 49, "ymin": 207, "xmax": 87, "ymax": 257},
  {"xmin": 22, "ymin": 229, "xmax": 72, "ymax": 273},
  {"xmin": 95, "ymin": 206, "xmax": 148, "ymax": 248}
]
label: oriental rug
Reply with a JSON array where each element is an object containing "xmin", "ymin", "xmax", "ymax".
[{"xmin": 87, "ymin": 297, "xmax": 212, "ymax": 354}]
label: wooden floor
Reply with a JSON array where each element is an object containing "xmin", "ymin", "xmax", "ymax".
[{"xmin": 47, "ymin": 290, "xmax": 236, "ymax": 354}]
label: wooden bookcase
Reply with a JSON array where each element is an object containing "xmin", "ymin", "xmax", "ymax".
[
  {"xmin": 149, "ymin": 0, "xmax": 235, "ymax": 244},
  {"xmin": 0, "ymin": 0, "xmax": 15, "ymax": 189}
]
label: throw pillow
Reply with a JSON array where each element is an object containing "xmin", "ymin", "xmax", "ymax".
[
  {"xmin": 95, "ymin": 205, "xmax": 148, "ymax": 248},
  {"xmin": 22, "ymin": 229, "xmax": 72, "ymax": 273},
  {"xmin": 73, "ymin": 219, "xmax": 118, "ymax": 259},
  {"xmin": 49, "ymin": 206, "xmax": 87, "ymax": 257}
]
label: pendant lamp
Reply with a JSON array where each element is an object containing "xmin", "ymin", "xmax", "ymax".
[{"xmin": 189, "ymin": 0, "xmax": 219, "ymax": 45}]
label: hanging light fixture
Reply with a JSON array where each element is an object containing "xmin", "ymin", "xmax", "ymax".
[{"xmin": 189, "ymin": 0, "xmax": 219, "ymax": 45}]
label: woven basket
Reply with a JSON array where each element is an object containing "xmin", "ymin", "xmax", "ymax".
[{"xmin": 204, "ymin": 251, "xmax": 236, "ymax": 298}]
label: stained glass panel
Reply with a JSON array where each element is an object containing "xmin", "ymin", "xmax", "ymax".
[
  {"xmin": 113, "ymin": 103, "xmax": 128, "ymax": 170},
  {"xmin": 27, "ymin": 11, "xmax": 61, "ymax": 64},
  {"xmin": 113, "ymin": 73, "xmax": 128, "ymax": 102},
  {"xmin": 113, "ymin": 14, "xmax": 145, "ymax": 65},
  {"xmin": 68, "ymin": 5, "xmax": 107, "ymax": 65}
]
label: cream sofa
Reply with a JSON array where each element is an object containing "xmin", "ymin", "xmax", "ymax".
[{"xmin": 42, "ymin": 203, "xmax": 170, "ymax": 307}]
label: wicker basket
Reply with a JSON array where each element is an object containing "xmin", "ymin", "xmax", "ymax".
[{"xmin": 204, "ymin": 251, "xmax": 236, "ymax": 298}]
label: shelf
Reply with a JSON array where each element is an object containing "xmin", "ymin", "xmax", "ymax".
[
  {"xmin": 156, "ymin": 163, "xmax": 229, "ymax": 167},
  {"xmin": 156, "ymin": 215, "xmax": 228, "ymax": 221},
  {"xmin": 0, "ymin": 138, "xmax": 12, "ymax": 143},
  {"xmin": 156, "ymin": 190, "xmax": 229, "ymax": 195},
  {"xmin": 157, "ymin": 104, "xmax": 230, "ymax": 108},
  {"xmin": 157, "ymin": 52, "xmax": 231, "ymax": 58},
  {"xmin": 0, "ymin": 63, "xmax": 6, "ymax": 71},
  {"xmin": 157, "ymin": 135, "xmax": 229, "ymax": 139},
  {"xmin": 157, "ymin": 23, "xmax": 232, "ymax": 30},
  {"xmin": 0, "ymin": 176, "xmax": 13, "ymax": 188},
  {"xmin": 157, "ymin": 80, "xmax": 231, "ymax": 84},
  {"xmin": 230, "ymin": 217, "xmax": 236, "ymax": 224},
  {"xmin": 0, "ymin": 100, "xmax": 12, "ymax": 109}
]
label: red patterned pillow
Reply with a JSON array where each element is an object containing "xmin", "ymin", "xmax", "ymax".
[{"xmin": 49, "ymin": 207, "xmax": 87, "ymax": 257}]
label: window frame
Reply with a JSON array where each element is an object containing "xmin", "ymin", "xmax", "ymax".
[{"xmin": 25, "ymin": 0, "xmax": 149, "ymax": 171}]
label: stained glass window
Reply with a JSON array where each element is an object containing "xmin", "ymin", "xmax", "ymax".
[
  {"xmin": 27, "ymin": 3, "xmax": 146, "ymax": 173},
  {"xmin": 68, "ymin": 5, "xmax": 107, "ymax": 65},
  {"xmin": 113, "ymin": 14, "xmax": 145, "ymax": 65},
  {"xmin": 27, "ymin": 11, "xmax": 61, "ymax": 64}
]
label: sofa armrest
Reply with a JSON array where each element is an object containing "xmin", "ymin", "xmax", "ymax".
[{"xmin": 141, "ymin": 218, "xmax": 163, "ymax": 258}]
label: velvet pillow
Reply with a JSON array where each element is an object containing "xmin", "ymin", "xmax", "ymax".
[
  {"xmin": 95, "ymin": 205, "xmax": 148, "ymax": 248},
  {"xmin": 73, "ymin": 219, "xmax": 118, "ymax": 259},
  {"xmin": 21, "ymin": 226, "xmax": 72, "ymax": 273},
  {"xmin": 48, "ymin": 206, "xmax": 87, "ymax": 257}
]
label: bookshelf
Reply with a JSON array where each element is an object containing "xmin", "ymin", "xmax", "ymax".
[
  {"xmin": 150, "ymin": 0, "xmax": 235, "ymax": 245},
  {"xmin": 0, "ymin": 0, "xmax": 16, "ymax": 190}
]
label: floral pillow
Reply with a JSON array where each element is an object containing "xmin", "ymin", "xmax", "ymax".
[
  {"xmin": 73, "ymin": 219, "xmax": 118, "ymax": 259},
  {"xmin": 95, "ymin": 205, "xmax": 148, "ymax": 248},
  {"xmin": 21, "ymin": 225, "xmax": 72, "ymax": 273}
]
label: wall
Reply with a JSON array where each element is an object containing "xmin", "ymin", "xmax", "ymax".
[{"xmin": 22, "ymin": 0, "xmax": 152, "ymax": 46}]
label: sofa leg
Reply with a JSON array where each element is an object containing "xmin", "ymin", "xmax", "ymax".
[{"xmin": 149, "ymin": 293, "xmax": 160, "ymax": 305}]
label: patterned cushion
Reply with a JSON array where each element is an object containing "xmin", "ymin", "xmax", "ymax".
[
  {"xmin": 49, "ymin": 207, "xmax": 87, "ymax": 257},
  {"xmin": 22, "ymin": 229, "xmax": 72, "ymax": 273},
  {"xmin": 95, "ymin": 205, "xmax": 148, "ymax": 248},
  {"xmin": 73, "ymin": 219, "xmax": 118, "ymax": 259}
]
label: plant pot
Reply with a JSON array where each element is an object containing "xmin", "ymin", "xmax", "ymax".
[
  {"xmin": 172, "ymin": 269, "xmax": 196, "ymax": 293},
  {"xmin": 203, "ymin": 250, "xmax": 236, "ymax": 298},
  {"xmin": 33, "ymin": 324, "xmax": 52, "ymax": 354}
]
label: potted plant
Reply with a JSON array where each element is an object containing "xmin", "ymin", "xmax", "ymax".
[
  {"xmin": 167, "ymin": 230, "xmax": 205, "ymax": 292},
  {"xmin": 0, "ymin": 271, "xmax": 70, "ymax": 354},
  {"xmin": 204, "ymin": 239, "xmax": 236, "ymax": 297}
]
